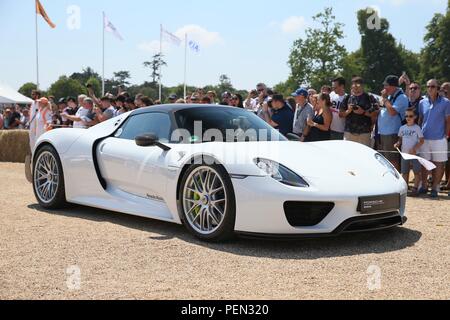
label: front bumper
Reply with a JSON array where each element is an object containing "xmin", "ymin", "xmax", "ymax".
[
  {"xmin": 237, "ymin": 213, "xmax": 407, "ymax": 239},
  {"xmin": 232, "ymin": 176, "xmax": 407, "ymax": 235}
]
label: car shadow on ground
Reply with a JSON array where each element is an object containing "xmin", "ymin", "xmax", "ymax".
[{"xmin": 28, "ymin": 204, "xmax": 423, "ymax": 260}]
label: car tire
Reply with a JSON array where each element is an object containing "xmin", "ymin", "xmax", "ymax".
[
  {"xmin": 178, "ymin": 162, "xmax": 236, "ymax": 242},
  {"xmin": 32, "ymin": 145, "xmax": 67, "ymax": 209}
]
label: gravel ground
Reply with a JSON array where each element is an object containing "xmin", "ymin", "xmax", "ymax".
[{"xmin": 0, "ymin": 162, "xmax": 449, "ymax": 300}]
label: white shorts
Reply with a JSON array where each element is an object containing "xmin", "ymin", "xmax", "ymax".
[{"xmin": 420, "ymin": 139, "xmax": 448, "ymax": 163}]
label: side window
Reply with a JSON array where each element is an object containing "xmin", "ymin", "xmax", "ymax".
[{"xmin": 118, "ymin": 113, "xmax": 171, "ymax": 142}]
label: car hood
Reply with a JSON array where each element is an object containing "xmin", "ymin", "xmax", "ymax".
[{"xmin": 172, "ymin": 140, "xmax": 406, "ymax": 195}]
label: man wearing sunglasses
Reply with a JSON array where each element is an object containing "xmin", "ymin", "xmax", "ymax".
[
  {"xmin": 408, "ymin": 83, "xmax": 423, "ymax": 115},
  {"xmin": 418, "ymin": 79, "xmax": 450, "ymax": 198}
]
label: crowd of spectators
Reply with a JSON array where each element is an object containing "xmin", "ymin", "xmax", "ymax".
[{"xmin": 1, "ymin": 74, "xmax": 449, "ymax": 197}]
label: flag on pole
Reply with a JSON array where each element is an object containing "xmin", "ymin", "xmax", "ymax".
[
  {"xmin": 188, "ymin": 40, "xmax": 200, "ymax": 53},
  {"xmin": 36, "ymin": 0, "xmax": 56, "ymax": 29},
  {"xmin": 162, "ymin": 27, "xmax": 182, "ymax": 46},
  {"xmin": 103, "ymin": 13, "xmax": 123, "ymax": 41}
]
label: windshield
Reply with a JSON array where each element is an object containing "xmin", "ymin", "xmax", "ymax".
[{"xmin": 173, "ymin": 107, "xmax": 287, "ymax": 144}]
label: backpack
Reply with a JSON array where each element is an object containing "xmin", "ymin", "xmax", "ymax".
[{"xmin": 391, "ymin": 89, "xmax": 410, "ymax": 126}]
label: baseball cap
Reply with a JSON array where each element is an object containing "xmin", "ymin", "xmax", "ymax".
[
  {"xmin": 291, "ymin": 88, "xmax": 309, "ymax": 97},
  {"xmin": 168, "ymin": 94, "xmax": 178, "ymax": 100},
  {"xmin": 57, "ymin": 98, "xmax": 67, "ymax": 104},
  {"xmin": 383, "ymin": 75, "xmax": 399, "ymax": 87}
]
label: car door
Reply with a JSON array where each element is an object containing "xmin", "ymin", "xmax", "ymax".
[{"xmin": 97, "ymin": 112, "xmax": 173, "ymax": 201}]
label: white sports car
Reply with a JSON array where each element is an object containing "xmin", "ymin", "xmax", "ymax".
[{"xmin": 32, "ymin": 104, "xmax": 408, "ymax": 242}]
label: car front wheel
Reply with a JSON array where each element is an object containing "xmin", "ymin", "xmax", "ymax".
[
  {"xmin": 179, "ymin": 164, "xmax": 236, "ymax": 242},
  {"xmin": 32, "ymin": 145, "xmax": 67, "ymax": 209}
]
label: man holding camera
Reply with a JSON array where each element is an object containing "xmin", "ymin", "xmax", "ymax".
[
  {"xmin": 95, "ymin": 96, "xmax": 116, "ymax": 123},
  {"xmin": 62, "ymin": 98, "xmax": 96, "ymax": 129},
  {"xmin": 339, "ymin": 77, "xmax": 378, "ymax": 147},
  {"xmin": 378, "ymin": 75, "xmax": 409, "ymax": 171}
]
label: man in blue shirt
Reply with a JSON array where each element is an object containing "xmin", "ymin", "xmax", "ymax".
[
  {"xmin": 261, "ymin": 94, "xmax": 294, "ymax": 137},
  {"xmin": 418, "ymin": 79, "xmax": 450, "ymax": 198},
  {"xmin": 378, "ymin": 75, "xmax": 410, "ymax": 170}
]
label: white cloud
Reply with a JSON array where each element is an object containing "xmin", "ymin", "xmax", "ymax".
[
  {"xmin": 174, "ymin": 24, "xmax": 223, "ymax": 47},
  {"xmin": 281, "ymin": 16, "xmax": 307, "ymax": 33}
]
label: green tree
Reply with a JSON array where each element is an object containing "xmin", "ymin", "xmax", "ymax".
[
  {"xmin": 398, "ymin": 44, "xmax": 421, "ymax": 82},
  {"xmin": 356, "ymin": 8, "xmax": 412, "ymax": 92},
  {"xmin": 69, "ymin": 67, "xmax": 101, "ymax": 86},
  {"xmin": 18, "ymin": 82, "xmax": 38, "ymax": 98},
  {"xmin": 128, "ymin": 82, "xmax": 158, "ymax": 100},
  {"xmin": 167, "ymin": 84, "xmax": 197, "ymax": 100},
  {"xmin": 288, "ymin": 7, "xmax": 347, "ymax": 90},
  {"xmin": 273, "ymin": 77, "xmax": 299, "ymax": 97},
  {"xmin": 143, "ymin": 54, "xmax": 167, "ymax": 85},
  {"xmin": 341, "ymin": 50, "xmax": 364, "ymax": 85},
  {"xmin": 103, "ymin": 70, "xmax": 132, "ymax": 95},
  {"xmin": 216, "ymin": 74, "xmax": 235, "ymax": 94},
  {"xmin": 48, "ymin": 76, "xmax": 86, "ymax": 100},
  {"xmin": 86, "ymin": 77, "xmax": 102, "ymax": 97},
  {"xmin": 420, "ymin": 1, "xmax": 450, "ymax": 83}
]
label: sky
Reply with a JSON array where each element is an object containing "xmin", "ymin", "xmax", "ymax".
[{"xmin": 0, "ymin": 0, "xmax": 448, "ymax": 92}]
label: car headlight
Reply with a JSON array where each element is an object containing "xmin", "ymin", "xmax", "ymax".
[
  {"xmin": 375, "ymin": 153, "xmax": 400, "ymax": 179},
  {"xmin": 254, "ymin": 158, "xmax": 309, "ymax": 188}
]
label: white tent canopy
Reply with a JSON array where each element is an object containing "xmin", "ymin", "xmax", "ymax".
[{"xmin": 0, "ymin": 84, "xmax": 33, "ymax": 104}]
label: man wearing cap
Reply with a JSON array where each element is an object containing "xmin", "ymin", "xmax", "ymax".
[
  {"xmin": 29, "ymin": 97, "xmax": 53, "ymax": 148},
  {"xmin": 168, "ymin": 94, "xmax": 178, "ymax": 104},
  {"xmin": 292, "ymin": 88, "xmax": 314, "ymax": 141},
  {"xmin": 378, "ymin": 75, "xmax": 409, "ymax": 170}
]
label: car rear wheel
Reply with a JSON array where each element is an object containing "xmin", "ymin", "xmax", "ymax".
[
  {"xmin": 33, "ymin": 145, "xmax": 67, "ymax": 209},
  {"xmin": 179, "ymin": 164, "xmax": 236, "ymax": 242}
]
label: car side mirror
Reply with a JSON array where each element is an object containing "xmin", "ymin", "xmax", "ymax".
[{"xmin": 135, "ymin": 133, "xmax": 171, "ymax": 151}]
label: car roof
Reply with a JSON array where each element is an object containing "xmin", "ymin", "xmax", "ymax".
[{"xmin": 130, "ymin": 104, "xmax": 232, "ymax": 116}]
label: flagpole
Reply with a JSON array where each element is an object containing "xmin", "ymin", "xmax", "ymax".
[
  {"xmin": 184, "ymin": 34, "xmax": 187, "ymax": 99},
  {"xmin": 35, "ymin": 3, "xmax": 40, "ymax": 90},
  {"xmin": 102, "ymin": 12, "xmax": 105, "ymax": 96},
  {"xmin": 159, "ymin": 24, "xmax": 162, "ymax": 101}
]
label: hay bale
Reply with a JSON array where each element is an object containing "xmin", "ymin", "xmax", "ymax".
[{"xmin": 0, "ymin": 130, "xmax": 31, "ymax": 163}]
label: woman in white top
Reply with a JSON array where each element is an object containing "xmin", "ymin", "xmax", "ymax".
[{"xmin": 29, "ymin": 97, "xmax": 53, "ymax": 149}]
